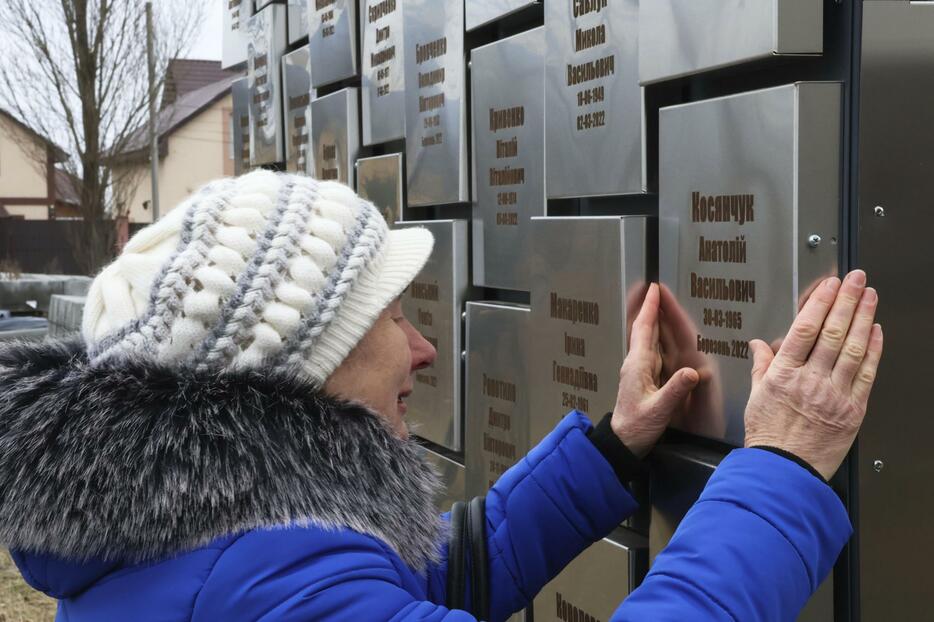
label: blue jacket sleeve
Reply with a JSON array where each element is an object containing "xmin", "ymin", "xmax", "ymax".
[
  {"xmin": 612, "ymin": 448, "xmax": 853, "ymax": 622},
  {"xmin": 425, "ymin": 410, "xmax": 640, "ymax": 621}
]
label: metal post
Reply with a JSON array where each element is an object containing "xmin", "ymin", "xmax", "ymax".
[{"xmin": 146, "ymin": 1, "xmax": 160, "ymax": 221}]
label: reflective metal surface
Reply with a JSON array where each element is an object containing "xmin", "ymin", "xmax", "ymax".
[
  {"xmin": 471, "ymin": 27, "xmax": 545, "ymax": 291},
  {"xmin": 222, "ymin": 0, "xmax": 254, "ymax": 68},
  {"xmin": 308, "ymin": 0, "xmax": 358, "ymax": 87},
  {"xmin": 659, "ymin": 83, "xmax": 840, "ymax": 446},
  {"xmin": 529, "ymin": 217, "xmax": 647, "ymax": 444},
  {"xmin": 282, "ymin": 46, "xmax": 312, "ymax": 174},
  {"xmin": 356, "ymin": 153, "xmax": 404, "ymax": 226},
  {"xmin": 464, "ymin": 302, "xmax": 530, "ymax": 499},
  {"xmin": 361, "ymin": 0, "xmax": 406, "ymax": 145},
  {"xmin": 247, "ymin": 5, "xmax": 287, "ymax": 166},
  {"xmin": 545, "ymin": 0, "xmax": 643, "ymax": 198},
  {"xmin": 310, "ymin": 88, "xmax": 360, "ymax": 185},
  {"xmin": 639, "ymin": 0, "xmax": 823, "ymax": 85},
  {"xmin": 465, "ymin": 0, "xmax": 538, "ymax": 32},
  {"xmin": 403, "ymin": 0, "xmax": 468, "ymax": 206},
  {"xmin": 288, "ymin": 0, "xmax": 308, "ymax": 45},
  {"xmin": 420, "ymin": 448, "xmax": 464, "ymax": 513},
  {"xmin": 857, "ymin": 3, "xmax": 934, "ymax": 618},
  {"xmin": 397, "ymin": 220, "xmax": 469, "ymax": 451},
  {"xmin": 231, "ymin": 78, "xmax": 251, "ymax": 175},
  {"xmin": 534, "ymin": 529, "xmax": 647, "ymax": 621}
]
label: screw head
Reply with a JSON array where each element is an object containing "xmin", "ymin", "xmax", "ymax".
[
  {"xmin": 873, "ymin": 459, "xmax": 884, "ymax": 472},
  {"xmin": 808, "ymin": 234, "xmax": 822, "ymax": 248},
  {"xmin": 461, "ymin": 350, "xmax": 466, "ymax": 362},
  {"xmin": 874, "ymin": 205, "xmax": 886, "ymax": 217}
]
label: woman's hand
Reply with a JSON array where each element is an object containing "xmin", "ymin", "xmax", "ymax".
[
  {"xmin": 744, "ymin": 270, "xmax": 883, "ymax": 480},
  {"xmin": 611, "ymin": 283, "xmax": 700, "ymax": 458}
]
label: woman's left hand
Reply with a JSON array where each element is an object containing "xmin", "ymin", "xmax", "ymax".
[{"xmin": 611, "ymin": 283, "xmax": 700, "ymax": 458}]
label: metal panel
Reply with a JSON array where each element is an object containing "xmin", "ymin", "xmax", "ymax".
[
  {"xmin": 397, "ymin": 220, "xmax": 469, "ymax": 451},
  {"xmin": 639, "ymin": 0, "xmax": 823, "ymax": 85},
  {"xmin": 310, "ymin": 88, "xmax": 360, "ymax": 185},
  {"xmin": 223, "ymin": 0, "xmax": 254, "ymax": 69},
  {"xmin": 232, "ymin": 78, "xmax": 252, "ymax": 175},
  {"xmin": 465, "ymin": 0, "xmax": 538, "ymax": 32},
  {"xmin": 288, "ymin": 0, "xmax": 308, "ymax": 44},
  {"xmin": 282, "ymin": 46, "xmax": 312, "ymax": 174},
  {"xmin": 534, "ymin": 530, "xmax": 647, "ymax": 621},
  {"xmin": 356, "ymin": 153, "xmax": 404, "ymax": 226},
  {"xmin": 403, "ymin": 0, "xmax": 468, "ymax": 206},
  {"xmin": 658, "ymin": 83, "xmax": 840, "ymax": 447},
  {"xmin": 529, "ymin": 217, "xmax": 647, "ymax": 445},
  {"xmin": 857, "ymin": 3, "xmax": 934, "ymax": 618},
  {"xmin": 361, "ymin": 0, "xmax": 406, "ymax": 145},
  {"xmin": 470, "ymin": 27, "xmax": 545, "ymax": 291},
  {"xmin": 545, "ymin": 0, "xmax": 644, "ymax": 198},
  {"xmin": 256, "ymin": 0, "xmax": 281, "ymax": 9},
  {"xmin": 420, "ymin": 448, "xmax": 464, "ymax": 513},
  {"xmin": 464, "ymin": 302, "xmax": 530, "ymax": 499},
  {"xmin": 247, "ymin": 5, "xmax": 288, "ymax": 166},
  {"xmin": 308, "ymin": 0, "xmax": 358, "ymax": 87}
]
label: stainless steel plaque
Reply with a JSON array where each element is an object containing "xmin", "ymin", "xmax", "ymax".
[
  {"xmin": 397, "ymin": 220, "xmax": 469, "ymax": 451},
  {"xmin": 529, "ymin": 217, "xmax": 647, "ymax": 445},
  {"xmin": 256, "ymin": 0, "xmax": 280, "ymax": 10},
  {"xmin": 471, "ymin": 27, "xmax": 545, "ymax": 291},
  {"xmin": 361, "ymin": 0, "xmax": 406, "ymax": 145},
  {"xmin": 421, "ymin": 448, "xmax": 464, "ymax": 513},
  {"xmin": 464, "ymin": 302, "xmax": 530, "ymax": 499},
  {"xmin": 356, "ymin": 153, "xmax": 403, "ymax": 226},
  {"xmin": 659, "ymin": 82, "xmax": 840, "ymax": 446},
  {"xmin": 222, "ymin": 0, "xmax": 254, "ymax": 69},
  {"xmin": 403, "ymin": 0, "xmax": 468, "ymax": 206},
  {"xmin": 308, "ymin": 0, "xmax": 358, "ymax": 87},
  {"xmin": 545, "ymin": 0, "xmax": 644, "ymax": 198},
  {"xmin": 232, "ymin": 78, "xmax": 251, "ymax": 175},
  {"xmin": 310, "ymin": 88, "xmax": 360, "ymax": 185},
  {"xmin": 247, "ymin": 5, "xmax": 288, "ymax": 166},
  {"xmin": 465, "ymin": 0, "xmax": 538, "ymax": 32},
  {"xmin": 534, "ymin": 531, "xmax": 646, "ymax": 621},
  {"xmin": 288, "ymin": 0, "xmax": 308, "ymax": 44},
  {"xmin": 639, "ymin": 0, "xmax": 823, "ymax": 85},
  {"xmin": 282, "ymin": 46, "xmax": 312, "ymax": 174}
]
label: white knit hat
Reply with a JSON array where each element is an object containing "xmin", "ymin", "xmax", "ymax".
[{"xmin": 82, "ymin": 170, "xmax": 433, "ymax": 385}]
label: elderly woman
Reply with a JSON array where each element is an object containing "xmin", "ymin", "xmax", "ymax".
[{"xmin": 0, "ymin": 172, "xmax": 881, "ymax": 621}]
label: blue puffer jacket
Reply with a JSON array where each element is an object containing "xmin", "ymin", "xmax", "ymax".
[{"xmin": 0, "ymin": 340, "xmax": 851, "ymax": 621}]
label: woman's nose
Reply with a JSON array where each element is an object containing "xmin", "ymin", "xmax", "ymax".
[{"xmin": 408, "ymin": 325, "xmax": 437, "ymax": 371}]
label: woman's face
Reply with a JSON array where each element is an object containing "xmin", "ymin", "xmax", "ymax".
[{"xmin": 324, "ymin": 298, "xmax": 437, "ymax": 438}]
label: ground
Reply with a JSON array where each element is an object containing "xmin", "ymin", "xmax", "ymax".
[{"xmin": 0, "ymin": 550, "xmax": 55, "ymax": 621}]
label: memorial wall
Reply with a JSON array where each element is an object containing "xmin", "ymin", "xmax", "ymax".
[{"xmin": 220, "ymin": 0, "xmax": 933, "ymax": 617}]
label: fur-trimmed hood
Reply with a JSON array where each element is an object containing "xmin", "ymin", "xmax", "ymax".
[{"xmin": 0, "ymin": 339, "xmax": 443, "ymax": 579}]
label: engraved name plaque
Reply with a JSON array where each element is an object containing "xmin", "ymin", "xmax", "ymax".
[
  {"xmin": 310, "ymin": 88, "xmax": 360, "ymax": 185},
  {"xmin": 466, "ymin": 0, "xmax": 538, "ymax": 32},
  {"xmin": 397, "ymin": 220, "xmax": 469, "ymax": 451},
  {"xmin": 356, "ymin": 153, "xmax": 404, "ymax": 227},
  {"xmin": 362, "ymin": 0, "xmax": 406, "ymax": 145},
  {"xmin": 471, "ymin": 27, "xmax": 545, "ymax": 291},
  {"xmin": 465, "ymin": 302, "xmax": 530, "ymax": 499},
  {"xmin": 288, "ymin": 0, "xmax": 308, "ymax": 45},
  {"xmin": 308, "ymin": 0, "xmax": 358, "ymax": 87},
  {"xmin": 421, "ymin": 448, "xmax": 464, "ymax": 513},
  {"xmin": 222, "ymin": 0, "xmax": 254, "ymax": 69},
  {"xmin": 282, "ymin": 46, "xmax": 312, "ymax": 174},
  {"xmin": 640, "ymin": 0, "xmax": 823, "ymax": 85},
  {"xmin": 403, "ymin": 0, "xmax": 468, "ymax": 206},
  {"xmin": 545, "ymin": 0, "xmax": 643, "ymax": 198},
  {"xmin": 232, "ymin": 78, "xmax": 251, "ymax": 175},
  {"xmin": 534, "ymin": 531, "xmax": 647, "ymax": 621},
  {"xmin": 659, "ymin": 82, "xmax": 841, "ymax": 446},
  {"xmin": 529, "ymin": 217, "xmax": 647, "ymax": 445},
  {"xmin": 247, "ymin": 5, "xmax": 287, "ymax": 166}
]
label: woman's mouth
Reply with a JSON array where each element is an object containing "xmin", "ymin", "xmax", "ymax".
[{"xmin": 397, "ymin": 390, "xmax": 412, "ymax": 415}]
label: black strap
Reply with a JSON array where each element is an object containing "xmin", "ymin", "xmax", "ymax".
[
  {"xmin": 446, "ymin": 501, "xmax": 468, "ymax": 611},
  {"xmin": 467, "ymin": 496, "xmax": 490, "ymax": 621}
]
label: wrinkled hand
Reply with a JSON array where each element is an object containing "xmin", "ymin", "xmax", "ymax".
[
  {"xmin": 612, "ymin": 283, "xmax": 700, "ymax": 458},
  {"xmin": 744, "ymin": 270, "xmax": 884, "ymax": 480}
]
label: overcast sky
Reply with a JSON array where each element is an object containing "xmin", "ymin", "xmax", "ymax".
[{"xmin": 185, "ymin": 0, "xmax": 223, "ymax": 61}]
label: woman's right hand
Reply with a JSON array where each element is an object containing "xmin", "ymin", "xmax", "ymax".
[{"xmin": 743, "ymin": 270, "xmax": 884, "ymax": 480}]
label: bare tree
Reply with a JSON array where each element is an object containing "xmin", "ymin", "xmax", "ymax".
[{"xmin": 0, "ymin": 0, "xmax": 205, "ymax": 274}]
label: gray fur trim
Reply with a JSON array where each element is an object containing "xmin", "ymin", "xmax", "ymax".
[{"xmin": 0, "ymin": 339, "xmax": 444, "ymax": 570}]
